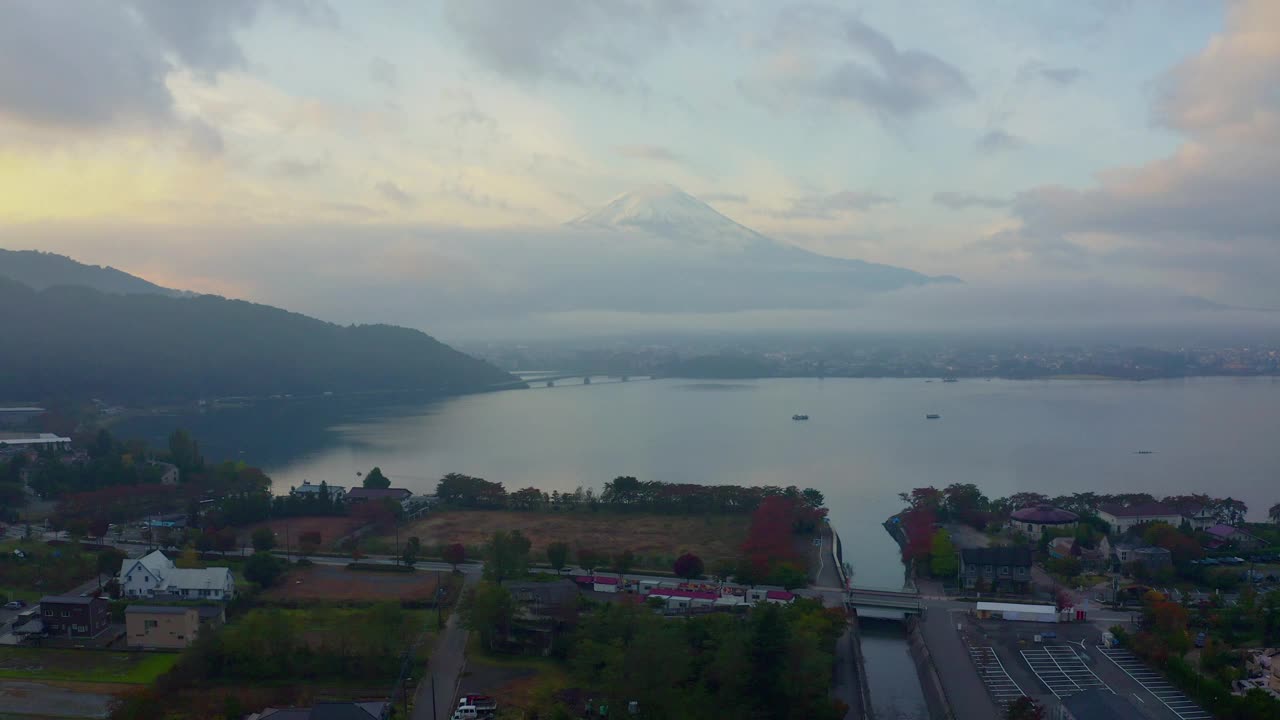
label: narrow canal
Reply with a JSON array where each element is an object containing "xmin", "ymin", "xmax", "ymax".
[{"xmin": 858, "ymin": 615, "xmax": 930, "ymax": 720}]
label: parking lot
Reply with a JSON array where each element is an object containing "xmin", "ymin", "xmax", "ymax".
[
  {"xmin": 958, "ymin": 614, "xmax": 1192, "ymax": 720},
  {"xmin": 1097, "ymin": 647, "xmax": 1212, "ymax": 720}
]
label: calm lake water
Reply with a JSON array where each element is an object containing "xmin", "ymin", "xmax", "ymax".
[
  {"xmin": 121, "ymin": 376, "xmax": 1280, "ymax": 588},
  {"xmin": 116, "ymin": 376, "xmax": 1280, "ymax": 720}
]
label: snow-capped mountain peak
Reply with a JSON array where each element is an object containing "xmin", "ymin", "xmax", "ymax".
[{"xmin": 566, "ymin": 184, "xmax": 773, "ymax": 251}]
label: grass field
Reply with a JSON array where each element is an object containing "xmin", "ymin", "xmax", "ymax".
[
  {"xmin": 261, "ymin": 563, "xmax": 444, "ymax": 602},
  {"xmin": 388, "ymin": 511, "xmax": 751, "ymax": 568},
  {"xmin": 236, "ymin": 516, "xmax": 368, "ymax": 552},
  {"xmin": 0, "ymin": 648, "xmax": 178, "ymax": 685}
]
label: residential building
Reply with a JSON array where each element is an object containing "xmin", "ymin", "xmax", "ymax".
[
  {"xmin": 148, "ymin": 461, "xmax": 180, "ymax": 485},
  {"xmin": 503, "ymin": 579, "xmax": 579, "ymax": 655},
  {"xmin": 119, "ymin": 550, "xmax": 236, "ymax": 601},
  {"xmin": 1009, "ymin": 505, "xmax": 1079, "ymax": 537},
  {"xmin": 1112, "ymin": 538, "xmax": 1141, "ymax": 564},
  {"xmin": 1058, "ymin": 688, "xmax": 1146, "ymax": 719},
  {"xmin": 1179, "ymin": 504, "xmax": 1218, "ymax": 531},
  {"xmin": 0, "ymin": 432, "xmax": 71, "ymax": 453},
  {"xmin": 1096, "ymin": 502, "xmax": 1184, "ymax": 533},
  {"xmin": 960, "ymin": 547, "xmax": 1032, "ymax": 591},
  {"xmin": 290, "ymin": 480, "xmax": 345, "ymax": 499},
  {"xmin": 125, "ymin": 605, "xmax": 200, "ymax": 649},
  {"xmin": 746, "ymin": 586, "xmax": 796, "ymax": 604},
  {"xmin": 1204, "ymin": 524, "xmax": 1263, "ymax": 550},
  {"xmin": 40, "ymin": 595, "xmax": 110, "ymax": 638},
  {"xmin": 247, "ymin": 701, "xmax": 390, "ymax": 720},
  {"xmin": 1130, "ymin": 546, "xmax": 1172, "ymax": 571},
  {"xmin": 0, "ymin": 407, "xmax": 45, "ymax": 427},
  {"xmin": 344, "ymin": 487, "xmax": 412, "ymax": 504}
]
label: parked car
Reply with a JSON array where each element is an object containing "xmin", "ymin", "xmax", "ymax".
[
  {"xmin": 3, "ymin": 600, "xmax": 25, "ymax": 610},
  {"xmin": 1195, "ymin": 632, "xmax": 1207, "ymax": 648}
]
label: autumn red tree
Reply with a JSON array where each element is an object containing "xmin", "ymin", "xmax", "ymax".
[
  {"xmin": 442, "ymin": 542, "xmax": 466, "ymax": 571},
  {"xmin": 674, "ymin": 552, "xmax": 704, "ymax": 580}
]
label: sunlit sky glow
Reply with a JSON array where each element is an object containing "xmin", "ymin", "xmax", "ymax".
[{"xmin": 4, "ymin": 0, "xmax": 1280, "ymax": 337}]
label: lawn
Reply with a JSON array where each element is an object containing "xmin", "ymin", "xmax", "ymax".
[
  {"xmin": 0, "ymin": 647, "xmax": 178, "ymax": 684},
  {"xmin": 261, "ymin": 563, "xmax": 446, "ymax": 603},
  {"xmin": 386, "ymin": 511, "xmax": 751, "ymax": 569}
]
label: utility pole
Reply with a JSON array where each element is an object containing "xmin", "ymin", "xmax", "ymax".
[{"xmin": 431, "ymin": 673, "xmax": 438, "ymax": 720}]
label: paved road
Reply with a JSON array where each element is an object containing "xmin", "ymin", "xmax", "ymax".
[
  {"xmin": 413, "ymin": 571, "xmax": 479, "ymax": 720},
  {"xmin": 916, "ymin": 580, "xmax": 1000, "ymax": 720}
]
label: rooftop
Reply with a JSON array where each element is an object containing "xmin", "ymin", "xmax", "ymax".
[
  {"xmin": 1010, "ymin": 504, "xmax": 1079, "ymax": 524},
  {"xmin": 345, "ymin": 487, "xmax": 412, "ymax": 500},
  {"xmin": 40, "ymin": 594, "xmax": 102, "ymax": 605},
  {"xmin": 975, "ymin": 601, "xmax": 1057, "ymax": 615},
  {"xmin": 961, "ymin": 546, "xmax": 1032, "ymax": 566},
  {"xmin": 125, "ymin": 605, "xmax": 195, "ymax": 615},
  {"xmin": 1097, "ymin": 501, "xmax": 1180, "ymax": 518}
]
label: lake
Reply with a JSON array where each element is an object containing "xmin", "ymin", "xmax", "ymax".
[
  {"xmin": 115, "ymin": 376, "xmax": 1280, "ymax": 720},
  {"xmin": 120, "ymin": 376, "xmax": 1280, "ymax": 588}
]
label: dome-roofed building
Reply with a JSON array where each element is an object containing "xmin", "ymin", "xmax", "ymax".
[{"xmin": 1010, "ymin": 504, "xmax": 1079, "ymax": 536}]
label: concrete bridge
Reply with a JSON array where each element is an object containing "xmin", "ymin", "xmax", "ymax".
[{"xmin": 846, "ymin": 587, "xmax": 924, "ymax": 616}]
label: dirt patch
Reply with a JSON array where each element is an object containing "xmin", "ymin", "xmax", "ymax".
[
  {"xmin": 236, "ymin": 516, "xmax": 367, "ymax": 552},
  {"xmin": 0, "ymin": 679, "xmax": 116, "ymax": 719},
  {"xmin": 390, "ymin": 511, "xmax": 750, "ymax": 567},
  {"xmin": 261, "ymin": 564, "xmax": 441, "ymax": 602}
]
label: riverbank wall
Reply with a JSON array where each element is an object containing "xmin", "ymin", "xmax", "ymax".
[
  {"xmin": 847, "ymin": 615, "xmax": 875, "ymax": 720},
  {"xmin": 905, "ymin": 616, "xmax": 956, "ymax": 720}
]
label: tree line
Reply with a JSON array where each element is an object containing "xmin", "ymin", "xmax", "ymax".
[{"xmin": 437, "ymin": 472, "xmax": 826, "ymax": 515}]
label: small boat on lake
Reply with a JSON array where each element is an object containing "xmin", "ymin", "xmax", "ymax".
[
  {"xmin": 942, "ymin": 377, "xmax": 958, "ymax": 383},
  {"xmin": 1135, "ymin": 450, "xmax": 1154, "ymax": 455},
  {"xmin": 926, "ymin": 413, "xmax": 941, "ymax": 419},
  {"xmin": 792, "ymin": 414, "xmax": 809, "ymax": 421}
]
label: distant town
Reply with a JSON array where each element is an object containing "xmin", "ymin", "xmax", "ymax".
[{"xmin": 471, "ymin": 337, "xmax": 1280, "ymax": 382}]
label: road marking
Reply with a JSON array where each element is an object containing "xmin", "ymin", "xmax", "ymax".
[
  {"xmin": 967, "ymin": 646, "xmax": 1027, "ymax": 707},
  {"xmin": 1020, "ymin": 646, "xmax": 1112, "ymax": 698},
  {"xmin": 1096, "ymin": 648, "xmax": 1213, "ymax": 720}
]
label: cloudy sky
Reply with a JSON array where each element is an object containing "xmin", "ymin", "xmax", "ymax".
[{"xmin": 2, "ymin": 0, "xmax": 1279, "ymax": 336}]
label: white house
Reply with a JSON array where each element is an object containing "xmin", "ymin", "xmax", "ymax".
[
  {"xmin": 290, "ymin": 480, "xmax": 345, "ymax": 498},
  {"xmin": 1096, "ymin": 502, "xmax": 1184, "ymax": 533},
  {"xmin": 120, "ymin": 550, "xmax": 236, "ymax": 601},
  {"xmin": 148, "ymin": 461, "xmax": 180, "ymax": 485}
]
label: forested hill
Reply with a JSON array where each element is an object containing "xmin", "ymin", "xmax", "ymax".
[
  {"xmin": 0, "ymin": 249, "xmax": 187, "ymax": 296},
  {"xmin": 0, "ymin": 277, "xmax": 518, "ymax": 402}
]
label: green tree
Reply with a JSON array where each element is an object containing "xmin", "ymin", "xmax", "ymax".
[
  {"xmin": 244, "ymin": 552, "xmax": 284, "ymax": 588},
  {"xmin": 251, "ymin": 527, "xmax": 276, "ymax": 552},
  {"xmin": 546, "ymin": 541, "xmax": 570, "ymax": 573},
  {"xmin": 929, "ymin": 529, "xmax": 958, "ymax": 579},
  {"xmin": 363, "ymin": 467, "xmax": 391, "ymax": 489},
  {"xmin": 460, "ymin": 582, "xmax": 515, "ymax": 651},
  {"xmin": 484, "ymin": 530, "xmax": 531, "ymax": 583},
  {"xmin": 167, "ymin": 428, "xmax": 202, "ymax": 472},
  {"xmin": 577, "ymin": 547, "xmax": 603, "ymax": 573},
  {"xmin": 613, "ymin": 549, "xmax": 635, "ymax": 582}
]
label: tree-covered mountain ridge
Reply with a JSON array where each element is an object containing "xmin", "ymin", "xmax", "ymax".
[{"xmin": 0, "ymin": 274, "xmax": 518, "ymax": 402}]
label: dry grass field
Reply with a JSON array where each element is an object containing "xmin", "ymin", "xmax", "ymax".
[{"xmin": 389, "ymin": 511, "xmax": 750, "ymax": 567}]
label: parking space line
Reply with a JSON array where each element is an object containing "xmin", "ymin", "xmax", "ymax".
[
  {"xmin": 1097, "ymin": 648, "xmax": 1213, "ymax": 720},
  {"xmin": 967, "ymin": 646, "xmax": 1026, "ymax": 706},
  {"xmin": 1020, "ymin": 646, "xmax": 1113, "ymax": 698}
]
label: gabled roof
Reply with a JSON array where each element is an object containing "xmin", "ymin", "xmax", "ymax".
[
  {"xmin": 163, "ymin": 567, "xmax": 232, "ymax": 590},
  {"xmin": 125, "ymin": 549, "xmax": 174, "ymax": 575},
  {"xmin": 960, "ymin": 546, "xmax": 1032, "ymax": 566},
  {"xmin": 345, "ymin": 487, "xmax": 411, "ymax": 501},
  {"xmin": 1097, "ymin": 502, "xmax": 1180, "ymax": 518}
]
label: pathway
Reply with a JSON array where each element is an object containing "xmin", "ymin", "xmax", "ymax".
[
  {"xmin": 915, "ymin": 580, "xmax": 1001, "ymax": 720},
  {"xmin": 412, "ymin": 571, "xmax": 479, "ymax": 720}
]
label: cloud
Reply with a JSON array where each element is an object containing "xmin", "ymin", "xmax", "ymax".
[
  {"xmin": 933, "ymin": 191, "xmax": 1011, "ymax": 210},
  {"xmin": 369, "ymin": 57, "xmax": 398, "ymax": 88},
  {"xmin": 376, "ymin": 181, "xmax": 416, "ymax": 207},
  {"xmin": 776, "ymin": 190, "xmax": 896, "ymax": 219},
  {"xmin": 615, "ymin": 144, "xmax": 685, "ymax": 164},
  {"xmin": 1008, "ymin": 0, "xmax": 1280, "ymax": 304},
  {"xmin": 1018, "ymin": 61, "xmax": 1085, "ymax": 87},
  {"xmin": 274, "ymin": 155, "xmax": 329, "ymax": 178},
  {"xmin": 743, "ymin": 8, "xmax": 972, "ymax": 119},
  {"xmin": 0, "ymin": 0, "xmax": 329, "ymax": 131},
  {"xmin": 976, "ymin": 129, "xmax": 1024, "ymax": 153},
  {"xmin": 442, "ymin": 0, "xmax": 700, "ymax": 89}
]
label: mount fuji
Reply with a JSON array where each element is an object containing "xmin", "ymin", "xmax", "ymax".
[{"xmin": 565, "ymin": 184, "xmax": 959, "ymax": 291}]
